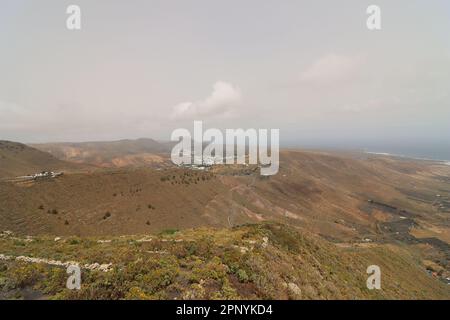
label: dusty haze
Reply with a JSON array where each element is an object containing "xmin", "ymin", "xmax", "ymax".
[{"xmin": 0, "ymin": 0, "xmax": 449, "ymax": 157}]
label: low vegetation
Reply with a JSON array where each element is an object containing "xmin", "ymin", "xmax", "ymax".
[{"xmin": 0, "ymin": 223, "xmax": 448, "ymax": 300}]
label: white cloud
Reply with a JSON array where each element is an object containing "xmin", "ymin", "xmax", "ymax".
[
  {"xmin": 170, "ymin": 81, "xmax": 242, "ymax": 120},
  {"xmin": 300, "ymin": 54, "xmax": 361, "ymax": 85}
]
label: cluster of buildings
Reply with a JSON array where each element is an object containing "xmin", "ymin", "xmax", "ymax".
[
  {"xmin": 177, "ymin": 155, "xmax": 225, "ymax": 171},
  {"xmin": 20, "ymin": 171, "xmax": 63, "ymax": 181}
]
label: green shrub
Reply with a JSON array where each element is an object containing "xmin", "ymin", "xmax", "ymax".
[
  {"xmin": 236, "ymin": 269, "xmax": 249, "ymax": 283},
  {"xmin": 159, "ymin": 229, "xmax": 178, "ymax": 236}
]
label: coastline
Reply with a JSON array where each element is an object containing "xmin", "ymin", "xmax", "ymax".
[{"xmin": 364, "ymin": 151, "xmax": 450, "ymax": 164}]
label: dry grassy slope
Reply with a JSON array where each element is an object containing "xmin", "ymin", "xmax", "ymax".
[
  {"xmin": 211, "ymin": 150, "xmax": 450, "ymax": 241},
  {"xmin": 0, "ymin": 149, "xmax": 449, "ymax": 243},
  {"xmin": 0, "ymin": 223, "xmax": 448, "ymax": 299},
  {"xmin": 0, "ymin": 168, "xmax": 230, "ymax": 236},
  {"xmin": 31, "ymin": 138, "xmax": 174, "ymax": 168},
  {"xmin": 1, "ymin": 147, "xmax": 448, "ymax": 299},
  {"xmin": 0, "ymin": 141, "xmax": 80, "ymax": 179}
]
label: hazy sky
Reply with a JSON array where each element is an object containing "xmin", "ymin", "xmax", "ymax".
[{"xmin": 1, "ymin": 0, "xmax": 449, "ymax": 150}]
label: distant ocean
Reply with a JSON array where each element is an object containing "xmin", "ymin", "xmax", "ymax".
[
  {"xmin": 285, "ymin": 141, "xmax": 450, "ymax": 164},
  {"xmin": 364, "ymin": 145, "xmax": 450, "ymax": 163}
]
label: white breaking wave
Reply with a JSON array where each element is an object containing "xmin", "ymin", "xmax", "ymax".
[{"xmin": 365, "ymin": 152, "xmax": 393, "ymax": 156}]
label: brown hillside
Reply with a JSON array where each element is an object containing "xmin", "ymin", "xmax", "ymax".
[
  {"xmin": 1, "ymin": 147, "xmax": 449, "ymax": 297},
  {"xmin": 0, "ymin": 141, "xmax": 80, "ymax": 179},
  {"xmin": 31, "ymin": 138, "xmax": 174, "ymax": 168},
  {"xmin": 1, "ymin": 149, "xmax": 449, "ymax": 244}
]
